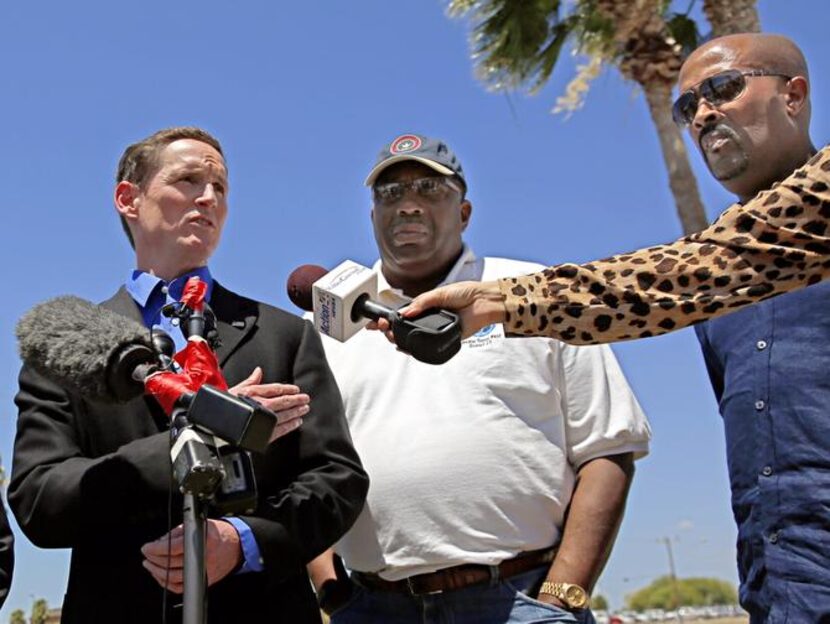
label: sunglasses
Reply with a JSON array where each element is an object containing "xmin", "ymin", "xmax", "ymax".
[
  {"xmin": 672, "ymin": 69, "xmax": 791, "ymax": 127},
  {"xmin": 373, "ymin": 176, "xmax": 462, "ymax": 206}
]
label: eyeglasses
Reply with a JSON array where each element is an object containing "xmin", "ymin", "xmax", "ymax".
[
  {"xmin": 373, "ymin": 176, "xmax": 462, "ymax": 205},
  {"xmin": 672, "ymin": 69, "xmax": 792, "ymax": 127}
]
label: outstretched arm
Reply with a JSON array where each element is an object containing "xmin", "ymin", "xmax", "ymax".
[{"xmin": 401, "ymin": 146, "xmax": 830, "ymax": 344}]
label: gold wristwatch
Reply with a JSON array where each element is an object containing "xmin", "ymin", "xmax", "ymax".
[{"xmin": 539, "ymin": 581, "xmax": 590, "ymax": 609}]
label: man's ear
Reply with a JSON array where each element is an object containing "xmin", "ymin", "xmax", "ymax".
[
  {"xmin": 460, "ymin": 200, "xmax": 472, "ymax": 232},
  {"xmin": 114, "ymin": 180, "xmax": 140, "ymax": 219},
  {"xmin": 784, "ymin": 76, "xmax": 809, "ymax": 117}
]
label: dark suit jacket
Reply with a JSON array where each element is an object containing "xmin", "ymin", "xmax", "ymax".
[
  {"xmin": 10, "ymin": 283, "xmax": 368, "ymax": 623},
  {"xmin": 0, "ymin": 502, "xmax": 13, "ymax": 609}
]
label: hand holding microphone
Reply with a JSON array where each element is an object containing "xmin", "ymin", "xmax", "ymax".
[
  {"xmin": 396, "ymin": 280, "xmax": 507, "ymax": 339},
  {"xmin": 287, "ymin": 261, "xmax": 462, "ymax": 365}
]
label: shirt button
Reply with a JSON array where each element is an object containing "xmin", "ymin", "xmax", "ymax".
[
  {"xmin": 755, "ymin": 400, "xmax": 766, "ymax": 411},
  {"xmin": 762, "ymin": 466, "xmax": 773, "ymax": 476},
  {"xmin": 769, "ymin": 531, "xmax": 779, "ymax": 544},
  {"xmin": 161, "ymin": 285, "xmax": 169, "ymax": 294},
  {"xmin": 756, "ymin": 340, "xmax": 768, "ymax": 350}
]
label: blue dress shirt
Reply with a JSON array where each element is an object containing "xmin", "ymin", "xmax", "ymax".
[
  {"xmin": 696, "ymin": 281, "xmax": 830, "ymax": 622},
  {"xmin": 126, "ymin": 268, "xmax": 263, "ymax": 574}
]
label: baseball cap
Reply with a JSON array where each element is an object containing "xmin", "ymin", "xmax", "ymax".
[{"xmin": 364, "ymin": 134, "xmax": 466, "ymax": 188}]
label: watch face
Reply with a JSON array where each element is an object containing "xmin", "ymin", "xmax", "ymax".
[{"xmin": 564, "ymin": 585, "xmax": 588, "ymax": 608}]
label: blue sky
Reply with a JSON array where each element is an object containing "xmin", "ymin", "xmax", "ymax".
[{"xmin": 1, "ymin": 0, "xmax": 826, "ymax": 614}]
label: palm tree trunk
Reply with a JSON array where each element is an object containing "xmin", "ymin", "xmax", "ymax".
[
  {"xmin": 702, "ymin": 0, "xmax": 761, "ymax": 37},
  {"xmin": 641, "ymin": 82, "xmax": 709, "ymax": 234}
]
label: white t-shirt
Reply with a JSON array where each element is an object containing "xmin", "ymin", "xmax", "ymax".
[{"xmin": 318, "ymin": 247, "xmax": 651, "ymax": 580}]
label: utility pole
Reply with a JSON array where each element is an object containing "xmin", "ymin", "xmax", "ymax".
[{"xmin": 661, "ymin": 537, "xmax": 683, "ymax": 622}]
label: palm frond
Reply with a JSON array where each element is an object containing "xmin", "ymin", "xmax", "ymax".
[{"xmin": 450, "ymin": 0, "xmax": 572, "ymax": 91}]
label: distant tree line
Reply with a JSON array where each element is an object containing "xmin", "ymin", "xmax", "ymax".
[{"xmin": 626, "ymin": 575, "xmax": 737, "ymax": 609}]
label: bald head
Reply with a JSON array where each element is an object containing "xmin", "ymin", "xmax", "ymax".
[
  {"xmin": 677, "ymin": 33, "xmax": 814, "ymax": 201},
  {"xmin": 680, "ymin": 33, "xmax": 808, "ymax": 87}
]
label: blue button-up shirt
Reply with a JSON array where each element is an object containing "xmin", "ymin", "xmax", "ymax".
[
  {"xmin": 126, "ymin": 268, "xmax": 263, "ymax": 574},
  {"xmin": 125, "ymin": 267, "xmax": 215, "ymax": 354},
  {"xmin": 696, "ymin": 281, "xmax": 830, "ymax": 622}
]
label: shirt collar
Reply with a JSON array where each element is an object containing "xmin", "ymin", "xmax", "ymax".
[
  {"xmin": 373, "ymin": 244, "xmax": 477, "ymax": 305},
  {"xmin": 125, "ymin": 266, "xmax": 214, "ymax": 309}
]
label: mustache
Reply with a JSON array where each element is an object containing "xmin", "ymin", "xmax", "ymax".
[
  {"xmin": 391, "ymin": 216, "xmax": 427, "ymax": 228},
  {"xmin": 699, "ymin": 122, "xmax": 739, "ymax": 148}
]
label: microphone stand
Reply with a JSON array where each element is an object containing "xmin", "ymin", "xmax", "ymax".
[
  {"xmin": 183, "ymin": 492, "xmax": 206, "ymax": 624},
  {"xmin": 167, "ymin": 301, "xmax": 224, "ymax": 624},
  {"xmin": 156, "ymin": 280, "xmax": 267, "ymax": 623},
  {"xmin": 171, "ymin": 407, "xmax": 223, "ymax": 624}
]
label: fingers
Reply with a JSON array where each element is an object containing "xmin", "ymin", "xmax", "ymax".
[
  {"xmin": 230, "ymin": 373, "xmax": 310, "ymax": 410},
  {"xmin": 231, "ymin": 379, "xmax": 303, "ymax": 402},
  {"xmin": 399, "ymin": 287, "xmax": 451, "ymax": 318},
  {"xmin": 400, "ymin": 281, "xmax": 485, "ymax": 318},
  {"xmin": 141, "ymin": 525, "xmax": 184, "ymax": 560},
  {"xmin": 236, "ymin": 382, "xmax": 301, "ymax": 399},
  {"xmin": 143, "ymin": 558, "xmax": 183, "ymax": 593},
  {"xmin": 365, "ymin": 318, "xmax": 397, "ymax": 345},
  {"xmin": 141, "ymin": 526, "xmax": 185, "ymax": 593},
  {"xmin": 267, "ymin": 397, "xmax": 309, "ymax": 441},
  {"xmin": 270, "ymin": 411, "xmax": 305, "ymax": 442},
  {"xmin": 404, "ymin": 281, "xmax": 506, "ymax": 338},
  {"xmin": 231, "ymin": 366, "xmax": 263, "ymax": 390},
  {"xmin": 140, "ymin": 521, "xmax": 244, "ymax": 592},
  {"xmin": 227, "ymin": 370, "xmax": 311, "ymax": 441}
]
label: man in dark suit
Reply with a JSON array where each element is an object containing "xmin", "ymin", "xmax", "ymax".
[{"xmin": 10, "ymin": 127, "xmax": 368, "ymax": 623}]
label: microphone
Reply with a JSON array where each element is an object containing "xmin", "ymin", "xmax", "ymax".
[
  {"xmin": 16, "ymin": 295, "xmax": 275, "ymax": 453},
  {"xmin": 286, "ymin": 261, "xmax": 462, "ymax": 365},
  {"xmin": 16, "ymin": 295, "xmax": 162, "ymax": 403}
]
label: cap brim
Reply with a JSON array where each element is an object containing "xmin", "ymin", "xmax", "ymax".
[{"xmin": 364, "ymin": 155, "xmax": 455, "ymax": 186}]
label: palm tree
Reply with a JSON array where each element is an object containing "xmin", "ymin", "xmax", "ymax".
[
  {"xmin": 596, "ymin": 0, "xmax": 709, "ymax": 233},
  {"xmin": 30, "ymin": 599, "xmax": 48, "ymax": 624},
  {"xmin": 702, "ymin": 0, "xmax": 760, "ymax": 37},
  {"xmin": 447, "ymin": 0, "xmax": 713, "ymax": 233}
]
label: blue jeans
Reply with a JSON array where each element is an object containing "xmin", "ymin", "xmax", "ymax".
[{"xmin": 330, "ymin": 565, "xmax": 597, "ymax": 624}]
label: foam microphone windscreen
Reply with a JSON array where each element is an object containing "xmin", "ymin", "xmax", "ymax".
[
  {"xmin": 16, "ymin": 295, "xmax": 156, "ymax": 403},
  {"xmin": 286, "ymin": 264, "xmax": 328, "ymax": 312}
]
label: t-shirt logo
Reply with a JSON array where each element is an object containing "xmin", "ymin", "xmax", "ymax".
[
  {"xmin": 390, "ymin": 135, "xmax": 422, "ymax": 154},
  {"xmin": 463, "ymin": 323, "xmax": 505, "ymax": 349},
  {"xmin": 474, "ymin": 324, "xmax": 495, "ymax": 338}
]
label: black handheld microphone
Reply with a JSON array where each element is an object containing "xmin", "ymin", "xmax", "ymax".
[{"xmin": 286, "ymin": 262, "xmax": 462, "ymax": 365}]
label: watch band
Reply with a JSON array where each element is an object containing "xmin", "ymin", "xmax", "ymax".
[{"xmin": 539, "ymin": 580, "xmax": 590, "ymax": 609}]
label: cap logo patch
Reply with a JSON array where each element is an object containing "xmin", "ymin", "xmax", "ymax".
[{"xmin": 390, "ymin": 135, "xmax": 422, "ymax": 154}]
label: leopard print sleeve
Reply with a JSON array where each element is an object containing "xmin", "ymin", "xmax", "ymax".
[{"xmin": 499, "ymin": 146, "xmax": 830, "ymax": 344}]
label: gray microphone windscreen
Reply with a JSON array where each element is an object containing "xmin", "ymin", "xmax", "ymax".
[{"xmin": 16, "ymin": 295, "xmax": 156, "ymax": 403}]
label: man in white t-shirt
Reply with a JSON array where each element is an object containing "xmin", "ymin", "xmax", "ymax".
[{"xmin": 307, "ymin": 134, "xmax": 651, "ymax": 623}]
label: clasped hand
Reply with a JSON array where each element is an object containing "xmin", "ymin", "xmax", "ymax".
[
  {"xmin": 229, "ymin": 366, "xmax": 310, "ymax": 442},
  {"xmin": 141, "ymin": 520, "xmax": 242, "ymax": 593}
]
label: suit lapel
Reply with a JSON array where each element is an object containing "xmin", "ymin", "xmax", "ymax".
[
  {"xmin": 100, "ymin": 281, "xmax": 257, "ymax": 369},
  {"xmin": 210, "ymin": 282, "xmax": 258, "ymax": 365},
  {"xmin": 101, "ymin": 286, "xmax": 144, "ymax": 323}
]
